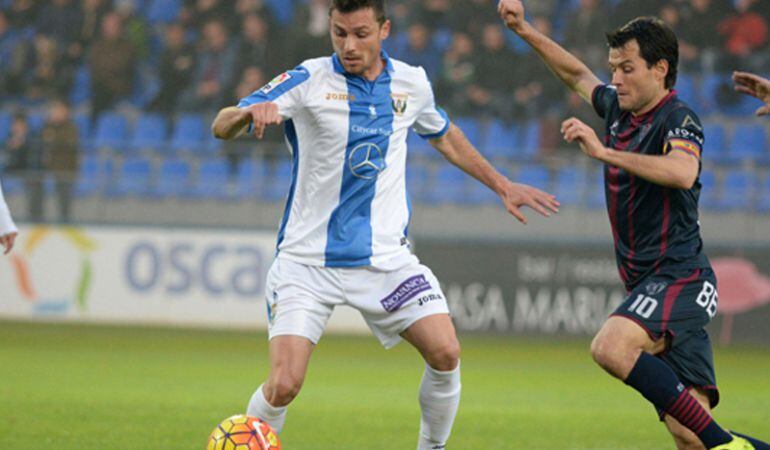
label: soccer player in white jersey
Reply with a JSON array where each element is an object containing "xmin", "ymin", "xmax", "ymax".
[
  {"xmin": 0, "ymin": 178, "xmax": 18, "ymax": 254},
  {"xmin": 212, "ymin": 0, "xmax": 559, "ymax": 448}
]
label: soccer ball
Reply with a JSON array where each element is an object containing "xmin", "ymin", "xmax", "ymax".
[{"xmin": 207, "ymin": 415, "xmax": 281, "ymax": 450}]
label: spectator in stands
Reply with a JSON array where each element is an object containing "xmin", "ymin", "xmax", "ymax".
[
  {"xmin": 563, "ymin": 0, "xmax": 609, "ymax": 70},
  {"xmin": 397, "ymin": 22, "xmax": 441, "ymax": 78},
  {"xmin": 76, "ymin": 0, "xmax": 111, "ymax": 55},
  {"xmin": 235, "ymin": 13, "xmax": 275, "ymax": 78},
  {"xmin": 416, "ymin": 0, "xmax": 452, "ymax": 33},
  {"xmin": 7, "ymin": 0, "xmax": 39, "ymax": 29},
  {"xmin": 678, "ymin": 0, "xmax": 726, "ymax": 72},
  {"xmin": 41, "ymin": 99, "xmax": 79, "ymax": 223},
  {"xmin": 89, "ymin": 12, "xmax": 137, "ymax": 118},
  {"xmin": 37, "ymin": 0, "xmax": 81, "ymax": 47},
  {"xmin": 4, "ymin": 112, "xmax": 43, "ymax": 222},
  {"xmin": 733, "ymin": 71, "xmax": 770, "ymax": 116},
  {"xmin": 9, "ymin": 34, "xmax": 73, "ymax": 101},
  {"xmin": 235, "ymin": 0, "xmax": 276, "ymax": 30},
  {"xmin": 114, "ymin": 0, "xmax": 151, "ymax": 60},
  {"xmin": 448, "ymin": 0, "xmax": 498, "ymax": 38},
  {"xmin": 291, "ymin": 0, "xmax": 333, "ymax": 63},
  {"xmin": 512, "ymin": 16, "xmax": 563, "ymax": 119},
  {"xmin": 436, "ymin": 31, "xmax": 476, "ymax": 116},
  {"xmin": 180, "ymin": 19, "xmax": 237, "ymax": 111},
  {"xmin": 0, "ymin": 11, "xmax": 20, "ymax": 96},
  {"xmin": 718, "ymin": 0, "xmax": 768, "ymax": 70},
  {"xmin": 181, "ymin": 0, "xmax": 230, "ymax": 31},
  {"xmin": 151, "ymin": 22, "xmax": 195, "ymax": 112},
  {"xmin": 467, "ymin": 23, "xmax": 516, "ymax": 119}
]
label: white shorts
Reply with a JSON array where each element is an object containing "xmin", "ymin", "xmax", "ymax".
[{"xmin": 264, "ymin": 257, "xmax": 450, "ymax": 349}]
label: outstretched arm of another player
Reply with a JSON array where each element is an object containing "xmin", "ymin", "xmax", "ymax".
[
  {"xmin": 498, "ymin": 0, "xmax": 601, "ymax": 103},
  {"xmin": 430, "ymin": 124, "xmax": 560, "ymax": 224},
  {"xmin": 212, "ymin": 102, "xmax": 283, "ymax": 140},
  {"xmin": 0, "ymin": 180, "xmax": 18, "ymax": 254},
  {"xmin": 732, "ymin": 71, "xmax": 770, "ymax": 116},
  {"xmin": 561, "ymin": 118, "xmax": 699, "ymax": 189}
]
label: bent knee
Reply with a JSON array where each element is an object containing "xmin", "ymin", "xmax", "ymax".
[
  {"xmin": 266, "ymin": 374, "xmax": 304, "ymax": 407},
  {"xmin": 426, "ymin": 340, "xmax": 461, "ymax": 371},
  {"xmin": 590, "ymin": 333, "xmax": 639, "ymax": 378}
]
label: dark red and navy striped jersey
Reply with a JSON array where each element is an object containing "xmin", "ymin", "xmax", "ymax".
[{"xmin": 592, "ymin": 84, "xmax": 711, "ymax": 291}]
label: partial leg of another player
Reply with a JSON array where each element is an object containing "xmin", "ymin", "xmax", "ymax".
[
  {"xmin": 247, "ymin": 335, "xmax": 315, "ymax": 433},
  {"xmin": 664, "ymin": 388, "xmax": 713, "ymax": 450},
  {"xmin": 402, "ymin": 314, "xmax": 462, "ymax": 450},
  {"xmin": 590, "ymin": 316, "xmax": 740, "ymax": 449}
]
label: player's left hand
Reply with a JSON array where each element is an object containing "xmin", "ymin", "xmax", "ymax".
[
  {"xmin": 497, "ymin": 180, "xmax": 560, "ymax": 225},
  {"xmin": 561, "ymin": 117, "xmax": 608, "ymax": 160},
  {"xmin": 1, "ymin": 231, "xmax": 17, "ymax": 255},
  {"xmin": 732, "ymin": 71, "xmax": 770, "ymax": 116}
]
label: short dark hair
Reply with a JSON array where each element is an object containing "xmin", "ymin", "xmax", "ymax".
[
  {"xmin": 329, "ymin": 0, "xmax": 387, "ymax": 25},
  {"xmin": 606, "ymin": 17, "xmax": 678, "ymax": 89}
]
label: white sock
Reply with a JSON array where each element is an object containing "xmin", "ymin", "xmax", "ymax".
[
  {"xmin": 246, "ymin": 384, "xmax": 287, "ymax": 433},
  {"xmin": 417, "ymin": 362, "xmax": 461, "ymax": 450}
]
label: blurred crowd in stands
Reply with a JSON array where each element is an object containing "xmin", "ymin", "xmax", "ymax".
[{"xmin": 0, "ymin": 0, "xmax": 769, "ymax": 218}]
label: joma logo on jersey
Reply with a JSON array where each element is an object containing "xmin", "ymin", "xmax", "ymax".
[
  {"xmin": 325, "ymin": 92, "xmax": 355, "ymax": 101},
  {"xmin": 391, "ymin": 93, "xmax": 409, "ymax": 116}
]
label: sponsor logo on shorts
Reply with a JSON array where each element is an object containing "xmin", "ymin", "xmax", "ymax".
[
  {"xmin": 417, "ymin": 293, "xmax": 443, "ymax": 306},
  {"xmin": 380, "ymin": 275, "xmax": 432, "ymax": 312}
]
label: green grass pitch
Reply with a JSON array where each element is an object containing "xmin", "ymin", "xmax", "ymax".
[{"xmin": 1, "ymin": 320, "xmax": 768, "ymax": 449}]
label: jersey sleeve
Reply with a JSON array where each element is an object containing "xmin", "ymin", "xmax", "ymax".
[
  {"xmin": 412, "ymin": 68, "xmax": 451, "ymax": 140},
  {"xmin": 237, "ymin": 65, "xmax": 312, "ymax": 119},
  {"xmin": 592, "ymin": 84, "xmax": 619, "ymax": 119},
  {"xmin": 0, "ymin": 178, "xmax": 18, "ymax": 235},
  {"xmin": 663, "ymin": 107, "xmax": 704, "ymax": 159}
]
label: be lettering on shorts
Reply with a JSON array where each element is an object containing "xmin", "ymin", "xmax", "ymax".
[{"xmin": 380, "ymin": 275, "xmax": 432, "ymax": 312}]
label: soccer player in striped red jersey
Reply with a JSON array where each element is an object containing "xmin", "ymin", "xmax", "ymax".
[{"xmin": 499, "ymin": 1, "xmax": 769, "ymax": 449}]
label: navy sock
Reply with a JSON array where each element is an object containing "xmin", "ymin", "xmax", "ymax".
[
  {"xmin": 733, "ymin": 431, "xmax": 770, "ymax": 450},
  {"xmin": 625, "ymin": 352, "xmax": 732, "ymax": 448}
]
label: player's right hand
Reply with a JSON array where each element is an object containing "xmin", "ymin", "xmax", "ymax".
[
  {"xmin": 732, "ymin": 71, "xmax": 770, "ymax": 116},
  {"xmin": 244, "ymin": 102, "xmax": 283, "ymax": 139},
  {"xmin": 498, "ymin": 0, "xmax": 527, "ymax": 34},
  {"xmin": 1, "ymin": 231, "xmax": 17, "ymax": 255},
  {"xmin": 498, "ymin": 179, "xmax": 560, "ymax": 225}
]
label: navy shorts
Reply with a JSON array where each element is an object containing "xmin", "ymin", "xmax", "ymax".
[{"xmin": 612, "ymin": 267, "xmax": 720, "ymax": 412}]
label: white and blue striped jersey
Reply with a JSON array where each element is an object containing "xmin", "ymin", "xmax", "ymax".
[{"xmin": 237, "ymin": 51, "xmax": 450, "ymax": 269}]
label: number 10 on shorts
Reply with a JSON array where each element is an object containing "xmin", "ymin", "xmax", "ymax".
[{"xmin": 628, "ymin": 295, "xmax": 659, "ymax": 319}]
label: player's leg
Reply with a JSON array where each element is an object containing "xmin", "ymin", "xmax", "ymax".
[
  {"xmin": 247, "ymin": 335, "xmax": 315, "ymax": 433},
  {"xmin": 247, "ymin": 259, "xmax": 338, "ymax": 433},
  {"xmin": 664, "ymin": 388, "xmax": 712, "ymax": 450},
  {"xmin": 402, "ymin": 314, "xmax": 461, "ymax": 450}
]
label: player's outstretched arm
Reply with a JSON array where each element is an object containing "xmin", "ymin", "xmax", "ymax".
[
  {"xmin": 561, "ymin": 118, "xmax": 699, "ymax": 189},
  {"xmin": 212, "ymin": 102, "xmax": 283, "ymax": 140},
  {"xmin": 498, "ymin": 0, "xmax": 601, "ymax": 103},
  {"xmin": 0, "ymin": 180, "xmax": 18, "ymax": 255},
  {"xmin": 430, "ymin": 124, "xmax": 560, "ymax": 224},
  {"xmin": 733, "ymin": 71, "xmax": 770, "ymax": 116}
]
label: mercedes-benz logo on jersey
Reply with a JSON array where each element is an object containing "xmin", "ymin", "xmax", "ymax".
[{"xmin": 349, "ymin": 142, "xmax": 385, "ymax": 180}]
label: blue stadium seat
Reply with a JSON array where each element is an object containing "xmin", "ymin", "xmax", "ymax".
[
  {"xmin": 152, "ymin": 158, "xmax": 192, "ymax": 198},
  {"xmin": 73, "ymin": 156, "xmax": 103, "ymax": 198},
  {"xmin": 482, "ymin": 120, "xmax": 519, "ymax": 159},
  {"xmin": 235, "ymin": 158, "xmax": 266, "ymax": 199},
  {"xmin": 698, "ymin": 170, "xmax": 719, "ymax": 211},
  {"xmin": 675, "ymin": 73, "xmax": 697, "ymax": 107},
  {"xmin": 426, "ymin": 165, "xmax": 467, "ymax": 204},
  {"xmin": 516, "ymin": 164, "xmax": 550, "ymax": 190},
  {"xmin": 27, "ymin": 111, "xmax": 46, "ymax": 132},
  {"xmin": 93, "ymin": 112, "xmax": 129, "ymax": 151},
  {"xmin": 109, "ymin": 157, "xmax": 153, "ymax": 197},
  {"xmin": 519, "ymin": 120, "xmax": 542, "ymax": 160},
  {"xmin": 715, "ymin": 170, "xmax": 754, "ymax": 211},
  {"xmin": 587, "ymin": 170, "xmax": 606, "ymax": 210},
  {"xmin": 264, "ymin": 160, "xmax": 293, "ymax": 201},
  {"xmin": 406, "ymin": 163, "xmax": 430, "ymax": 203},
  {"xmin": 266, "ymin": 0, "xmax": 294, "ymax": 25},
  {"xmin": 170, "ymin": 114, "xmax": 206, "ymax": 153},
  {"xmin": 192, "ymin": 159, "xmax": 231, "ymax": 199},
  {"xmin": 73, "ymin": 112, "xmax": 93, "ymax": 154},
  {"xmin": 407, "ymin": 130, "xmax": 435, "ymax": 159},
  {"xmin": 0, "ymin": 111, "xmax": 11, "ymax": 144},
  {"xmin": 0, "ymin": 174, "xmax": 24, "ymax": 197},
  {"xmin": 729, "ymin": 124, "xmax": 767, "ymax": 162},
  {"xmin": 146, "ymin": 0, "xmax": 181, "ymax": 23},
  {"xmin": 757, "ymin": 176, "xmax": 770, "ymax": 213},
  {"xmin": 70, "ymin": 65, "xmax": 91, "ymax": 106},
  {"xmin": 130, "ymin": 113, "xmax": 168, "ymax": 153},
  {"xmin": 554, "ymin": 167, "xmax": 586, "ymax": 206},
  {"xmin": 702, "ymin": 122, "xmax": 728, "ymax": 163}
]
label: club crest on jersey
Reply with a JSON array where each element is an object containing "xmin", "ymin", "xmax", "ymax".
[
  {"xmin": 260, "ymin": 72, "xmax": 292, "ymax": 94},
  {"xmin": 391, "ymin": 93, "xmax": 409, "ymax": 116}
]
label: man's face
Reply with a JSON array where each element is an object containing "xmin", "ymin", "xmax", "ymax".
[
  {"xmin": 608, "ymin": 39, "xmax": 668, "ymax": 112},
  {"xmin": 330, "ymin": 7, "xmax": 390, "ymax": 76}
]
